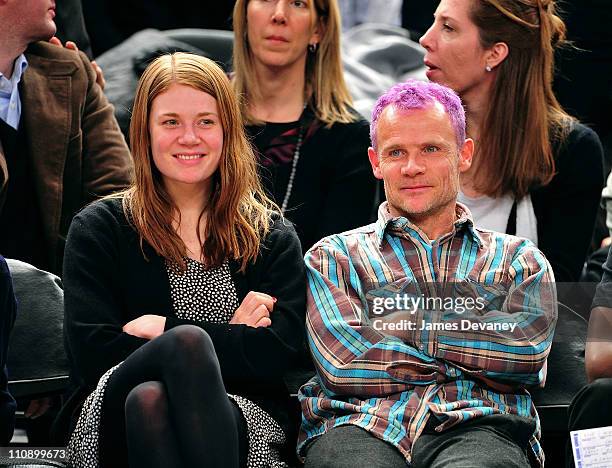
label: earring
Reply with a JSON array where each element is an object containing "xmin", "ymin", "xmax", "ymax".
[
  {"xmin": 308, "ymin": 43, "xmax": 318, "ymax": 53},
  {"xmin": 485, "ymin": 64, "xmax": 492, "ymax": 72}
]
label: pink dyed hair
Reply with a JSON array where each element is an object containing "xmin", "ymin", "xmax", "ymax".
[{"xmin": 370, "ymin": 79, "xmax": 466, "ymax": 150}]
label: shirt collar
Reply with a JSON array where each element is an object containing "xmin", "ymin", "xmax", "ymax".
[
  {"xmin": 0, "ymin": 54, "xmax": 28, "ymax": 91},
  {"xmin": 374, "ymin": 201, "xmax": 484, "ymax": 248}
]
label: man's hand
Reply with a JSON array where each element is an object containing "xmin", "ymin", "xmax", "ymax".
[
  {"xmin": 123, "ymin": 315, "xmax": 166, "ymax": 339},
  {"xmin": 230, "ymin": 291, "xmax": 276, "ymax": 328},
  {"xmin": 48, "ymin": 37, "xmax": 106, "ymax": 89}
]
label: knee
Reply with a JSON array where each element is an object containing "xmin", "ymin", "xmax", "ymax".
[
  {"xmin": 161, "ymin": 325, "xmax": 218, "ymax": 373},
  {"xmin": 303, "ymin": 432, "xmax": 338, "ymax": 468},
  {"xmin": 304, "ymin": 445, "xmax": 337, "ymax": 468},
  {"xmin": 577, "ymin": 378, "xmax": 612, "ymax": 407},
  {"xmin": 125, "ymin": 381, "xmax": 166, "ymax": 419},
  {"xmin": 162, "ymin": 325, "xmax": 214, "ymax": 356},
  {"xmin": 304, "ymin": 427, "xmax": 367, "ymax": 468},
  {"xmin": 569, "ymin": 378, "xmax": 612, "ymax": 430},
  {"xmin": 587, "ymin": 377, "xmax": 612, "ymax": 395}
]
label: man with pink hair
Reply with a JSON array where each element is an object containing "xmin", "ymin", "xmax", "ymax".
[{"xmin": 298, "ymin": 80, "xmax": 557, "ymax": 467}]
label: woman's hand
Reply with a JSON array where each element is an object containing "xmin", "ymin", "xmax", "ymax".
[
  {"xmin": 48, "ymin": 36, "xmax": 106, "ymax": 89},
  {"xmin": 24, "ymin": 397, "xmax": 53, "ymax": 419},
  {"xmin": 123, "ymin": 314, "xmax": 166, "ymax": 339},
  {"xmin": 230, "ymin": 291, "xmax": 276, "ymax": 328}
]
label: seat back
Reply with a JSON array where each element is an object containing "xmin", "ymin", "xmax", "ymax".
[
  {"xmin": 164, "ymin": 28, "xmax": 234, "ymax": 70},
  {"xmin": 530, "ymin": 300, "xmax": 588, "ymax": 432},
  {"xmin": 0, "ymin": 456, "xmax": 66, "ymax": 467},
  {"xmin": 6, "ymin": 260, "xmax": 69, "ymax": 400}
]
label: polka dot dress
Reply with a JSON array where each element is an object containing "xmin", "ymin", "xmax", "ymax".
[{"xmin": 67, "ymin": 258, "xmax": 287, "ymax": 468}]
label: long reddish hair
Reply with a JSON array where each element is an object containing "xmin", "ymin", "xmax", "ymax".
[{"xmin": 116, "ymin": 53, "xmax": 278, "ymax": 271}]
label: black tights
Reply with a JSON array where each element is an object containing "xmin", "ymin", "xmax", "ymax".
[{"xmin": 98, "ymin": 325, "xmax": 248, "ymax": 468}]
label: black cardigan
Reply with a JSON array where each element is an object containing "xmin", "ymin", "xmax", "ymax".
[
  {"xmin": 62, "ymin": 198, "xmax": 306, "ymax": 432},
  {"xmin": 530, "ymin": 122, "xmax": 605, "ymax": 282},
  {"xmin": 247, "ymin": 109, "xmax": 378, "ymax": 253}
]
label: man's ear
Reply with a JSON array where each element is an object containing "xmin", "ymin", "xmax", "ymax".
[
  {"xmin": 368, "ymin": 147, "xmax": 383, "ymax": 180},
  {"xmin": 486, "ymin": 42, "xmax": 509, "ymax": 70},
  {"xmin": 458, "ymin": 138, "xmax": 474, "ymax": 173}
]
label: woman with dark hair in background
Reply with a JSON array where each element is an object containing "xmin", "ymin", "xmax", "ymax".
[
  {"xmin": 232, "ymin": 0, "xmax": 377, "ymax": 253},
  {"xmin": 64, "ymin": 52, "xmax": 306, "ymax": 467},
  {"xmin": 420, "ymin": 0, "xmax": 604, "ymax": 282}
]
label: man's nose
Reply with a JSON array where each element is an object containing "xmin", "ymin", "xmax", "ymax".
[{"xmin": 401, "ymin": 155, "xmax": 426, "ymax": 176}]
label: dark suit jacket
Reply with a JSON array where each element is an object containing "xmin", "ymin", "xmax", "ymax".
[{"xmin": 0, "ymin": 41, "xmax": 133, "ymax": 275}]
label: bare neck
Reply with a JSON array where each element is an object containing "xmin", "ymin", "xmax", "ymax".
[
  {"xmin": 462, "ymin": 84, "xmax": 491, "ymax": 142},
  {"xmin": 167, "ymin": 183, "xmax": 210, "ymax": 223},
  {"xmin": 460, "ymin": 81, "xmax": 493, "ymax": 195},
  {"xmin": 389, "ymin": 204, "xmax": 457, "ymax": 242},
  {"xmin": 412, "ymin": 212, "xmax": 456, "ymax": 242},
  {"xmin": 249, "ymin": 59, "xmax": 307, "ymax": 123},
  {"xmin": 0, "ymin": 33, "xmax": 27, "ymax": 78},
  {"xmin": 167, "ymin": 183, "xmax": 211, "ymax": 260}
]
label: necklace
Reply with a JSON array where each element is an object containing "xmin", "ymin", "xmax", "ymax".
[
  {"xmin": 280, "ymin": 124, "xmax": 304, "ymax": 214},
  {"xmin": 280, "ymin": 105, "xmax": 309, "ymax": 214}
]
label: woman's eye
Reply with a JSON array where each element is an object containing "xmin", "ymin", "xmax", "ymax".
[
  {"xmin": 198, "ymin": 119, "xmax": 214, "ymax": 126},
  {"xmin": 163, "ymin": 119, "xmax": 178, "ymax": 126},
  {"xmin": 292, "ymin": 0, "xmax": 308, "ymax": 7},
  {"xmin": 442, "ymin": 23, "xmax": 454, "ymax": 32}
]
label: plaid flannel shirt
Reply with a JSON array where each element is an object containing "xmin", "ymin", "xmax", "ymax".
[{"xmin": 298, "ymin": 202, "xmax": 557, "ymax": 466}]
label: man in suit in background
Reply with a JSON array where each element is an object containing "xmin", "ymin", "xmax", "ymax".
[
  {"xmin": 0, "ymin": 0, "xmax": 132, "ymax": 276},
  {"xmin": 0, "ymin": 0, "xmax": 132, "ymax": 443}
]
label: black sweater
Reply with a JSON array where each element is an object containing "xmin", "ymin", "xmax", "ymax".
[
  {"xmin": 63, "ymin": 198, "xmax": 306, "ymax": 431},
  {"xmin": 247, "ymin": 109, "xmax": 378, "ymax": 253},
  {"xmin": 530, "ymin": 122, "xmax": 605, "ymax": 282}
]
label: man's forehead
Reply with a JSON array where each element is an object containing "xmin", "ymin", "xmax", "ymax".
[{"xmin": 378, "ymin": 102, "xmax": 455, "ymax": 141}]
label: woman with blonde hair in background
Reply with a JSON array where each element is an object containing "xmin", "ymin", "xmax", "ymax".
[
  {"xmin": 420, "ymin": 0, "xmax": 604, "ymax": 282},
  {"xmin": 63, "ymin": 52, "xmax": 306, "ymax": 467},
  {"xmin": 232, "ymin": 0, "xmax": 377, "ymax": 252}
]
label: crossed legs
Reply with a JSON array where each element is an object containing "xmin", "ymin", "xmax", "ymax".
[{"xmin": 98, "ymin": 325, "xmax": 247, "ymax": 468}]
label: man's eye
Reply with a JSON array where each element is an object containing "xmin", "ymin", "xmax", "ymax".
[
  {"xmin": 389, "ymin": 149, "xmax": 403, "ymax": 157},
  {"xmin": 424, "ymin": 146, "xmax": 439, "ymax": 153}
]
